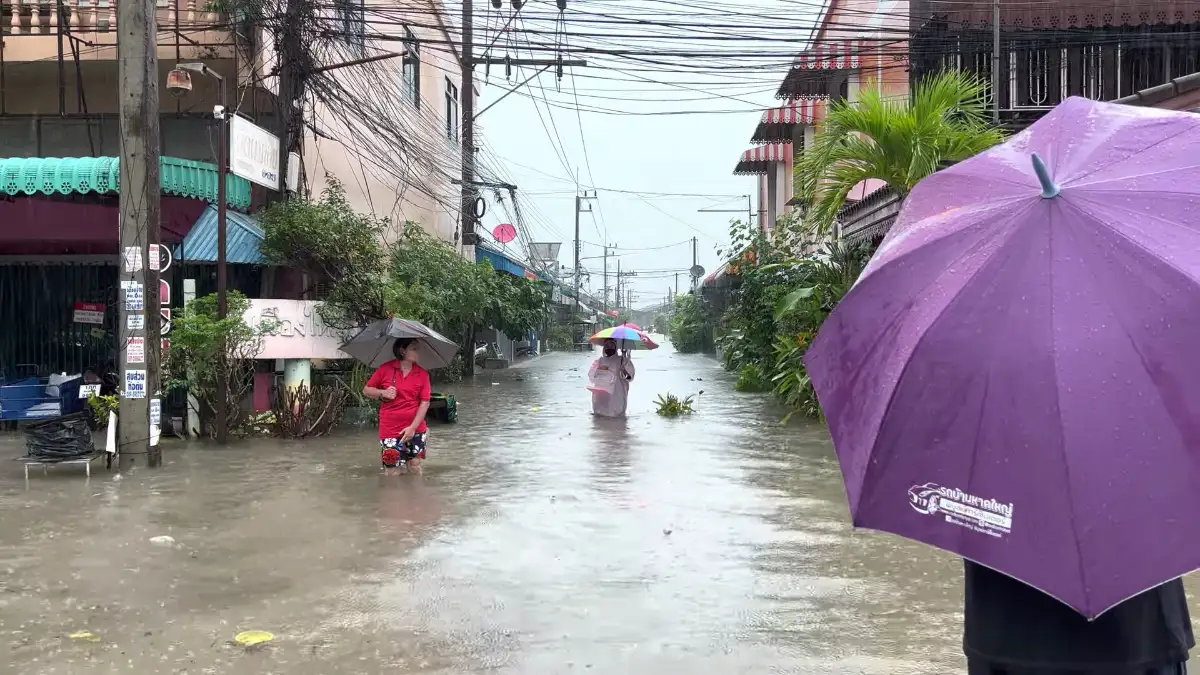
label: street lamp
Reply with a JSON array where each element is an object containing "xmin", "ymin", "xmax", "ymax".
[{"xmin": 168, "ymin": 62, "xmax": 230, "ymax": 445}]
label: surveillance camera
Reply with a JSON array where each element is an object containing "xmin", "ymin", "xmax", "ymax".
[
  {"xmin": 213, "ymin": 104, "xmax": 226, "ymax": 121},
  {"xmin": 166, "ymin": 68, "xmax": 193, "ymax": 98}
]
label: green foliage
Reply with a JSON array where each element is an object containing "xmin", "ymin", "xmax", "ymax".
[
  {"xmin": 545, "ymin": 323, "xmax": 573, "ymax": 350},
  {"xmin": 796, "ymin": 69, "xmax": 1004, "ymax": 234},
  {"xmin": 259, "ymin": 179, "xmax": 390, "ymax": 329},
  {"xmin": 716, "ymin": 214, "xmax": 813, "ymax": 371},
  {"xmin": 668, "ymin": 293, "xmax": 707, "ymax": 353},
  {"xmin": 259, "ymin": 185, "xmax": 550, "ymax": 359},
  {"xmin": 655, "ymin": 392, "xmax": 695, "ymax": 417},
  {"xmin": 734, "ymin": 363, "xmax": 771, "ymax": 393},
  {"xmin": 164, "ymin": 291, "xmax": 277, "ymax": 438},
  {"xmin": 87, "ymin": 394, "xmax": 119, "ymax": 428},
  {"xmin": 715, "ymin": 211, "xmax": 872, "ymax": 420},
  {"xmin": 651, "ymin": 313, "xmax": 669, "ymax": 336}
]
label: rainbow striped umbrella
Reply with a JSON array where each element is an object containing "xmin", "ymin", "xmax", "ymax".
[{"xmin": 589, "ymin": 324, "xmax": 659, "ymax": 350}]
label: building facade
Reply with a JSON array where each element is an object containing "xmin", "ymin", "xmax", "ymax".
[{"xmin": 0, "ymin": 0, "xmax": 466, "ymax": 378}]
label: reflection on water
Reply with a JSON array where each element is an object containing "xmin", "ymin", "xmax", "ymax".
[{"xmin": 0, "ymin": 343, "xmax": 1122, "ymax": 674}]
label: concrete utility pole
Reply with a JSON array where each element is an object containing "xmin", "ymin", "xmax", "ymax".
[
  {"xmin": 571, "ymin": 191, "xmax": 594, "ymax": 338},
  {"xmin": 117, "ymin": 0, "xmax": 162, "ymax": 468},
  {"xmin": 992, "ymin": 0, "xmax": 1001, "ymax": 122},
  {"xmin": 460, "ymin": 0, "xmax": 478, "ymax": 257},
  {"xmin": 602, "ymin": 245, "xmax": 609, "ymax": 315},
  {"xmin": 691, "ymin": 236, "xmax": 699, "ymax": 290}
]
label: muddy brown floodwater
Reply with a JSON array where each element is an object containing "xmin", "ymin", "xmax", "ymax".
[{"xmin": 2, "ymin": 343, "xmax": 1196, "ymax": 674}]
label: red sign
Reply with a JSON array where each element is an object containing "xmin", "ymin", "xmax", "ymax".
[
  {"xmin": 523, "ymin": 270, "xmax": 537, "ymax": 280},
  {"xmin": 73, "ymin": 302, "xmax": 105, "ymax": 325},
  {"xmin": 160, "ymin": 279, "xmax": 170, "ymax": 306}
]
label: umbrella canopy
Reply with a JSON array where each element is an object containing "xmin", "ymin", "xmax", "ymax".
[
  {"xmin": 340, "ymin": 318, "xmax": 459, "ymax": 370},
  {"xmin": 805, "ymin": 96, "xmax": 1200, "ymax": 619},
  {"xmin": 589, "ymin": 325, "xmax": 658, "ymax": 350},
  {"xmin": 622, "ymin": 322, "xmax": 642, "ymax": 330}
]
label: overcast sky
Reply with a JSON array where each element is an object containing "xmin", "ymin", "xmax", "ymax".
[{"xmin": 472, "ymin": 0, "xmax": 822, "ymax": 309}]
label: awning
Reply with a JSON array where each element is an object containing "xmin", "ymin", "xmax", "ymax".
[
  {"xmin": 915, "ymin": 0, "xmax": 1170, "ymax": 29},
  {"xmin": 776, "ymin": 40, "xmax": 862, "ymax": 99},
  {"xmin": 733, "ymin": 142, "xmax": 793, "ymax": 176},
  {"xmin": 0, "ymin": 156, "xmax": 252, "ymax": 209},
  {"xmin": 176, "ymin": 204, "xmax": 265, "ymax": 264},
  {"xmin": 476, "ymin": 244, "xmax": 533, "ymax": 278},
  {"xmin": 751, "ymin": 99, "xmax": 825, "ymax": 143}
]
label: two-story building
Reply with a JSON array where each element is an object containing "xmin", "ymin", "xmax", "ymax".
[{"xmin": 0, "ymin": 0, "xmax": 465, "ymax": 377}]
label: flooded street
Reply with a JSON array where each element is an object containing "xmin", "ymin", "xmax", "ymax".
[{"xmin": 1, "ymin": 344, "xmax": 997, "ymax": 673}]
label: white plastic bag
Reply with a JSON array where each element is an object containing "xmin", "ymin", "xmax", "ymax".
[{"xmin": 587, "ymin": 360, "xmax": 616, "ymax": 394}]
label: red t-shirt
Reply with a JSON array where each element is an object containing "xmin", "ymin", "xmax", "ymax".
[{"xmin": 366, "ymin": 360, "xmax": 432, "ymax": 438}]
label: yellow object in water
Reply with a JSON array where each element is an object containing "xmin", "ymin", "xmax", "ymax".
[
  {"xmin": 235, "ymin": 630, "xmax": 274, "ymax": 646},
  {"xmin": 69, "ymin": 631, "xmax": 100, "ymax": 642},
  {"xmin": 530, "ymin": 406, "xmax": 541, "ymax": 412}
]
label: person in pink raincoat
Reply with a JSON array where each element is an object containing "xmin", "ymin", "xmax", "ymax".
[{"xmin": 589, "ymin": 338, "xmax": 635, "ymax": 417}]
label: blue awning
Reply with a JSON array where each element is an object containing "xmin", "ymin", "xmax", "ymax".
[
  {"xmin": 176, "ymin": 205, "xmax": 266, "ymax": 264},
  {"xmin": 476, "ymin": 244, "xmax": 533, "ymax": 278}
]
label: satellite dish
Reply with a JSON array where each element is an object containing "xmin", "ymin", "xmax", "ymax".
[
  {"xmin": 492, "ymin": 223, "xmax": 517, "ymax": 243},
  {"xmin": 689, "ymin": 264, "xmax": 705, "ymax": 279}
]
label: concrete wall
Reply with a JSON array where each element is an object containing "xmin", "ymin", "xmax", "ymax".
[{"xmin": 301, "ymin": 0, "xmax": 463, "ymax": 244}]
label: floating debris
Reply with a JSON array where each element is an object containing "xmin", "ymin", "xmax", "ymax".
[{"xmin": 235, "ymin": 630, "xmax": 275, "ymax": 647}]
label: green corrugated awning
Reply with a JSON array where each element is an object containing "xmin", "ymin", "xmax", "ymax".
[{"xmin": 0, "ymin": 156, "xmax": 252, "ymax": 209}]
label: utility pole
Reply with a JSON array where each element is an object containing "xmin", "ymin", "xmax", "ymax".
[
  {"xmin": 675, "ymin": 272, "xmax": 679, "ymax": 297},
  {"xmin": 117, "ymin": 0, "xmax": 162, "ymax": 468},
  {"xmin": 602, "ymin": 245, "xmax": 610, "ymax": 315},
  {"xmin": 992, "ymin": 0, "xmax": 1001, "ymax": 122},
  {"xmin": 572, "ymin": 190, "xmax": 594, "ymax": 340},
  {"xmin": 691, "ymin": 236, "xmax": 699, "ymax": 290},
  {"xmin": 461, "ymin": 0, "xmax": 478, "ymax": 257},
  {"xmin": 615, "ymin": 259, "xmax": 621, "ymax": 312}
]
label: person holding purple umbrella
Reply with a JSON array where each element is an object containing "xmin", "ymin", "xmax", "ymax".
[
  {"xmin": 801, "ymin": 98, "xmax": 1200, "ymax": 675},
  {"xmin": 963, "ymin": 560, "xmax": 1191, "ymax": 674}
]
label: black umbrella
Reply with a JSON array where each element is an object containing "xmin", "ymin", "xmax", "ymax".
[{"xmin": 340, "ymin": 318, "xmax": 460, "ymax": 369}]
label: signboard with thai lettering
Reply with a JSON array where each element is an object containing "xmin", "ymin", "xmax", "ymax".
[{"xmin": 243, "ymin": 300, "xmax": 354, "ymax": 360}]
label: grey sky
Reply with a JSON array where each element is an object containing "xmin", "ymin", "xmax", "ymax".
[{"xmin": 472, "ymin": 0, "xmax": 822, "ymax": 308}]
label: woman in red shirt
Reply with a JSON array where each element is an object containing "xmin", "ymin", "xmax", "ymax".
[{"xmin": 362, "ymin": 338, "xmax": 432, "ymax": 473}]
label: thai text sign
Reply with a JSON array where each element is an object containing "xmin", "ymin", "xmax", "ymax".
[
  {"xmin": 230, "ymin": 115, "xmax": 281, "ymax": 191},
  {"xmin": 243, "ymin": 300, "xmax": 353, "ymax": 360}
]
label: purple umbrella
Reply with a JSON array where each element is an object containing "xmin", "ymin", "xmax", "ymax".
[{"xmin": 805, "ymin": 96, "xmax": 1200, "ymax": 619}]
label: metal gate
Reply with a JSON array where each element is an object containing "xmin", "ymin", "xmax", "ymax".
[{"xmin": 0, "ymin": 262, "xmax": 118, "ymax": 379}]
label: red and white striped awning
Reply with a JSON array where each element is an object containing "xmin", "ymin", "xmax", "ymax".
[
  {"xmin": 733, "ymin": 142, "xmax": 793, "ymax": 175},
  {"xmin": 776, "ymin": 40, "xmax": 863, "ymax": 99},
  {"xmin": 793, "ymin": 40, "xmax": 862, "ymax": 70},
  {"xmin": 762, "ymin": 98, "xmax": 823, "ymax": 125},
  {"xmin": 751, "ymin": 99, "xmax": 825, "ymax": 143}
]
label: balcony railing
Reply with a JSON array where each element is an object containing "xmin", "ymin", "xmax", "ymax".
[{"xmin": 2, "ymin": 0, "xmax": 221, "ymax": 35}]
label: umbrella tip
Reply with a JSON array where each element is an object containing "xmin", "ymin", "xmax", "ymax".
[{"xmin": 1031, "ymin": 153, "xmax": 1060, "ymax": 199}]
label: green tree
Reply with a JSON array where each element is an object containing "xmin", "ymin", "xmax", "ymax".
[
  {"xmin": 164, "ymin": 291, "xmax": 277, "ymax": 437},
  {"xmin": 258, "ymin": 178, "xmax": 389, "ymax": 328},
  {"xmin": 796, "ymin": 70, "xmax": 1003, "ymax": 234},
  {"xmin": 668, "ymin": 293, "xmax": 707, "ymax": 354}
]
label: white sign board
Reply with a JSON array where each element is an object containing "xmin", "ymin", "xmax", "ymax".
[
  {"xmin": 127, "ymin": 337, "xmax": 146, "ymax": 364},
  {"xmin": 243, "ymin": 300, "xmax": 353, "ymax": 360},
  {"xmin": 124, "ymin": 370, "xmax": 147, "ymax": 399},
  {"xmin": 124, "ymin": 282, "xmax": 144, "ymax": 311},
  {"xmin": 230, "ymin": 115, "xmax": 281, "ymax": 191},
  {"xmin": 78, "ymin": 384, "xmax": 101, "ymax": 399},
  {"xmin": 287, "ymin": 151, "xmax": 301, "ymax": 192}
]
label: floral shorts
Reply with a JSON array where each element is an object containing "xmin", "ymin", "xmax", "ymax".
[{"xmin": 380, "ymin": 433, "xmax": 427, "ymax": 467}]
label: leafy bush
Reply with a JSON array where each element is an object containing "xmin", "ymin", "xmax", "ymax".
[
  {"xmin": 545, "ymin": 323, "xmax": 572, "ymax": 351},
  {"xmin": 164, "ymin": 291, "xmax": 277, "ymax": 439},
  {"xmin": 87, "ymin": 394, "xmax": 120, "ymax": 429},
  {"xmin": 668, "ymin": 293, "xmax": 707, "ymax": 353},
  {"xmin": 734, "ymin": 363, "xmax": 770, "ymax": 393},
  {"xmin": 655, "ymin": 392, "xmax": 695, "ymax": 417}
]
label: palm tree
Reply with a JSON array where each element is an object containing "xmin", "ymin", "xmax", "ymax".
[{"xmin": 795, "ymin": 70, "xmax": 1004, "ymax": 235}]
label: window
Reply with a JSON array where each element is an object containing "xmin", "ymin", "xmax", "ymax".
[
  {"xmin": 402, "ymin": 27, "xmax": 420, "ymax": 109},
  {"xmin": 336, "ymin": 0, "xmax": 365, "ymax": 55},
  {"xmin": 445, "ymin": 77, "xmax": 459, "ymax": 143}
]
